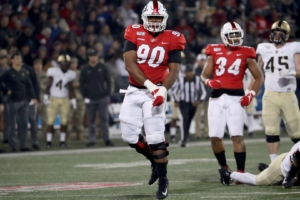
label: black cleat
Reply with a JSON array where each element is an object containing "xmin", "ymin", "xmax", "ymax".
[
  {"xmin": 258, "ymin": 163, "xmax": 268, "ymax": 172},
  {"xmin": 149, "ymin": 164, "xmax": 158, "ymax": 185},
  {"xmin": 156, "ymin": 177, "xmax": 168, "ymax": 199},
  {"xmin": 282, "ymin": 176, "xmax": 294, "ymax": 189},
  {"xmin": 46, "ymin": 142, "xmax": 52, "ymax": 149},
  {"xmin": 32, "ymin": 144, "xmax": 40, "ymax": 150},
  {"xmin": 59, "ymin": 142, "xmax": 67, "ymax": 148},
  {"xmin": 218, "ymin": 167, "xmax": 232, "ymax": 186},
  {"xmin": 105, "ymin": 140, "xmax": 115, "ymax": 147}
]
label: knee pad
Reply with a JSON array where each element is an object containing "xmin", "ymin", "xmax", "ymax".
[
  {"xmin": 291, "ymin": 138, "xmax": 300, "ymax": 144},
  {"xmin": 128, "ymin": 134, "xmax": 153, "ymax": 162},
  {"xmin": 149, "ymin": 142, "xmax": 169, "ymax": 159},
  {"xmin": 285, "ymin": 119, "xmax": 300, "ymax": 138},
  {"xmin": 120, "ymin": 121, "xmax": 141, "ymax": 144},
  {"xmin": 266, "ymin": 135, "xmax": 280, "ymax": 143}
]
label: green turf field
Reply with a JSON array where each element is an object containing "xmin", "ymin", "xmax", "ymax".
[{"xmin": 0, "ymin": 134, "xmax": 299, "ymax": 200}]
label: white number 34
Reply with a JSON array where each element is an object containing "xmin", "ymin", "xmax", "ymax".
[{"xmin": 216, "ymin": 57, "xmax": 241, "ymax": 76}]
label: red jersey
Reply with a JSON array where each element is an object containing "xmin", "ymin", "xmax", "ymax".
[
  {"xmin": 124, "ymin": 24, "xmax": 186, "ymax": 86},
  {"xmin": 205, "ymin": 44, "xmax": 256, "ymax": 89}
]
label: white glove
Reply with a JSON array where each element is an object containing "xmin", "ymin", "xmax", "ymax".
[
  {"xmin": 70, "ymin": 98, "xmax": 77, "ymax": 110},
  {"xmin": 143, "ymin": 79, "xmax": 159, "ymax": 95},
  {"xmin": 279, "ymin": 69, "xmax": 296, "ymax": 77},
  {"xmin": 43, "ymin": 94, "xmax": 50, "ymax": 105},
  {"xmin": 84, "ymin": 98, "xmax": 90, "ymax": 104}
]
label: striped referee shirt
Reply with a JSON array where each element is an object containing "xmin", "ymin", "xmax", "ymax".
[{"xmin": 171, "ymin": 75, "xmax": 207, "ymax": 103}]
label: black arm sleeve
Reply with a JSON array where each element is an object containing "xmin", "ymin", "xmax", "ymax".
[
  {"xmin": 123, "ymin": 40, "xmax": 137, "ymax": 53},
  {"xmin": 168, "ymin": 50, "xmax": 182, "ymax": 64}
]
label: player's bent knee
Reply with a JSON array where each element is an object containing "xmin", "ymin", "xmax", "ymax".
[
  {"xmin": 266, "ymin": 135, "xmax": 280, "ymax": 143},
  {"xmin": 265, "ymin": 126, "xmax": 280, "ymax": 136},
  {"xmin": 120, "ymin": 121, "xmax": 140, "ymax": 144},
  {"xmin": 231, "ymin": 136, "xmax": 244, "ymax": 143},
  {"xmin": 149, "ymin": 142, "xmax": 169, "ymax": 159}
]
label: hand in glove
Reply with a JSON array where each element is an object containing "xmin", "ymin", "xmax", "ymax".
[
  {"xmin": 153, "ymin": 86, "xmax": 167, "ymax": 106},
  {"xmin": 205, "ymin": 79, "xmax": 221, "ymax": 89},
  {"xmin": 239, "ymin": 90, "xmax": 256, "ymax": 106},
  {"xmin": 70, "ymin": 98, "xmax": 77, "ymax": 109},
  {"xmin": 43, "ymin": 95, "xmax": 50, "ymax": 105}
]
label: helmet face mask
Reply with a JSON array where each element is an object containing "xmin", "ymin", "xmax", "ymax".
[
  {"xmin": 220, "ymin": 22, "xmax": 244, "ymax": 48},
  {"xmin": 270, "ymin": 21, "xmax": 290, "ymax": 45},
  {"xmin": 142, "ymin": 1, "xmax": 168, "ymax": 33},
  {"xmin": 57, "ymin": 54, "xmax": 71, "ymax": 72}
]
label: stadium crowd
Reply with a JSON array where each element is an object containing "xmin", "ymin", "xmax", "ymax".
[{"xmin": 0, "ymin": 0, "xmax": 300, "ymax": 152}]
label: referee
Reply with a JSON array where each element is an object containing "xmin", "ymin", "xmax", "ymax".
[
  {"xmin": 80, "ymin": 47, "xmax": 114, "ymax": 147},
  {"xmin": 171, "ymin": 64, "xmax": 206, "ymax": 147},
  {"xmin": 0, "ymin": 51, "xmax": 37, "ymax": 152}
]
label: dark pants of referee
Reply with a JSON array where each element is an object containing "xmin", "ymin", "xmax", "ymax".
[
  {"xmin": 8, "ymin": 100, "xmax": 29, "ymax": 151},
  {"xmin": 179, "ymin": 102, "xmax": 196, "ymax": 144}
]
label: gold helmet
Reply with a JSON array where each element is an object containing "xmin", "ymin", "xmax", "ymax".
[
  {"xmin": 57, "ymin": 54, "xmax": 71, "ymax": 64},
  {"xmin": 270, "ymin": 20, "xmax": 290, "ymax": 45}
]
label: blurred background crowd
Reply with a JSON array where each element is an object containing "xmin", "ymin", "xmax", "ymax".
[{"xmin": 1, "ymin": 0, "xmax": 300, "ymax": 151}]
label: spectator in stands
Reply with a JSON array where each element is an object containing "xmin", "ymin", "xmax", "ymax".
[
  {"xmin": 76, "ymin": 44, "xmax": 87, "ymax": 69},
  {"xmin": 175, "ymin": 18, "xmax": 195, "ymax": 44}
]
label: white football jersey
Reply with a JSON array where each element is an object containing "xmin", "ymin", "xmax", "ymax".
[
  {"xmin": 46, "ymin": 67, "xmax": 76, "ymax": 98},
  {"xmin": 281, "ymin": 141, "xmax": 300, "ymax": 177},
  {"xmin": 256, "ymin": 42, "xmax": 300, "ymax": 92}
]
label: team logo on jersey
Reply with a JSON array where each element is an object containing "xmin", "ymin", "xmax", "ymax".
[
  {"xmin": 137, "ymin": 32, "xmax": 146, "ymax": 36},
  {"xmin": 151, "ymin": 38, "xmax": 157, "ymax": 42},
  {"xmin": 227, "ymin": 51, "xmax": 232, "ymax": 55},
  {"xmin": 214, "ymin": 48, "xmax": 221, "ymax": 51}
]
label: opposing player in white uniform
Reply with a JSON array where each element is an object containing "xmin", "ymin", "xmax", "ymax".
[
  {"xmin": 255, "ymin": 21, "xmax": 300, "ymax": 162},
  {"xmin": 44, "ymin": 54, "xmax": 76, "ymax": 148},
  {"xmin": 219, "ymin": 141, "xmax": 300, "ymax": 188}
]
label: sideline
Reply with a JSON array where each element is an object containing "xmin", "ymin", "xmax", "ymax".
[{"xmin": 0, "ymin": 137, "xmax": 291, "ymax": 158}]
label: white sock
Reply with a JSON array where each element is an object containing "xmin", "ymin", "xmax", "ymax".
[
  {"xmin": 247, "ymin": 114, "xmax": 255, "ymax": 133},
  {"xmin": 60, "ymin": 132, "xmax": 66, "ymax": 142},
  {"xmin": 231, "ymin": 172, "xmax": 257, "ymax": 185},
  {"xmin": 170, "ymin": 127, "xmax": 176, "ymax": 136},
  {"xmin": 46, "ymin": 133, "xmax": 52, "ymax": 142},
  {"xmin": 269, "ymin": 154, "xmax": 278, "ymax": 162}
]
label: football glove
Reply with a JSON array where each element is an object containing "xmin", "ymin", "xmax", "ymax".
[
  {"xmin": 205, "ymin": 79, "xmax": 221, "ymax": 89},
  {"xmin": 144, "ymin": 79, "xmax": 159, "ymax": 96},
  {"xmin": 43, "ymin": 94, "xmax": 50, "ymax": 105},
  {"xmin": 84, "ymin": 98, "xmax": 90, "ymax": 104},
  {"xmin": 239, "ymin": 90, "xmax": 256, "ymax": 106},
  {"xmin": 279, "ymin": 69, "xmax": 296, "ymax": 77},
  {"xmin": 153, "ymin": 86, "xmax": 167, "ymax": 107},
  {"xmin": 70, "ymin": 98, "xmax": 77, "ymax": 110}
]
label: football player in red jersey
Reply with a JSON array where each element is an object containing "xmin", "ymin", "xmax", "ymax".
[
  {"xmin": 119, "ymin": 0, "xmax": 186, "ymax": 199},
  {"xmin": 200, "ymin": 22, "xmax": 264, "ymax": 184}
]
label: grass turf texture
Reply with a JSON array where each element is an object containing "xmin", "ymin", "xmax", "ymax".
[{"xmin": 0, "ymin": 132, "xmax": 299, "ymax": 199}]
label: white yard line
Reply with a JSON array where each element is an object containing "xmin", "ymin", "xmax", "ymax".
[{"xmin": 0, "ymin": 137, "xmax": 291, "ymax": 158}]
